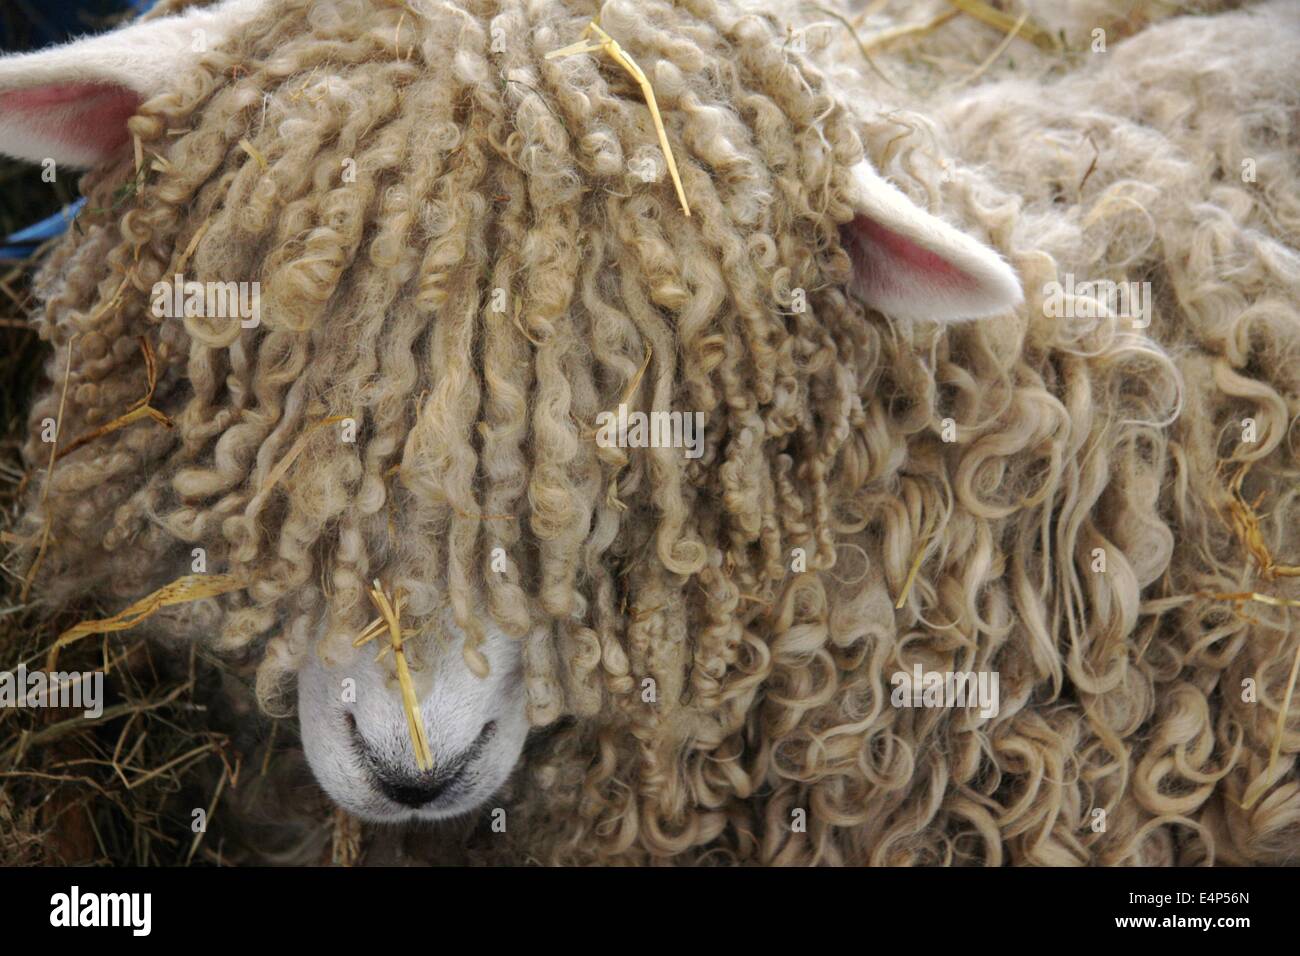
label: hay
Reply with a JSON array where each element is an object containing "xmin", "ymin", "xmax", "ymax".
[
  {"xmin": 0, "ymin": 621, "xmax": 278, "ymax": 865},
  {"xmin": 894, "ymin": 519, "xmax": 936, "ymax": 609},
  {"xmin": 237, "ymin": 138, "xmax": 268, "ymax": 172},
  {"xmin": 19, "ymin": 332, "xmax": 74, "ymax": 603},
  {"xmin": 941, "ymin": 0, "xmax": 1059, "ymax": 53},
  {"xmin": 47, "ymin": 573, "xmax": 247, "ymax": 670},
  {"xmin": 546, "ymin": 20, "xmax": 691, "ymax": 217},
  {"xmin": 55, "ymin": 338, "xmax": 174, "ymax": 463},
  {"xmin": 1221, "ymin": 461, "xmax": 1300, "ymax": 581},
  {"xmin": 0, "ymin": 6, "xmax": 300, "ymax": 868},
  {"xmin": 354, "ymin": 581, "xmax": 434, "ymax": 771}
]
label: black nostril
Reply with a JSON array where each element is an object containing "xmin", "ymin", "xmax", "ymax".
[
  {"xmin": 354, "ymin": 720, "xmax": 499, "ymax": 809},
  {"xmin": 376, "ymin": 774, "xmax": 451, "ymax": 809}
]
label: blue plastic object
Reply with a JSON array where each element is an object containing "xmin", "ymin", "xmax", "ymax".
[{"xmin": 0, "ymin": 199, "xmax": 87, "ymax": 260}]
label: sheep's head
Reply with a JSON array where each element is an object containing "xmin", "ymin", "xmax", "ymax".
[{"xmin": 0, "ymin": 0, "xmax": 1019, "ymax": 825}]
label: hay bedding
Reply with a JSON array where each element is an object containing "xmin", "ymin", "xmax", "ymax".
[{"xmin": 0, "ymin": 0, "xmax": 1298, "ymax": 866}]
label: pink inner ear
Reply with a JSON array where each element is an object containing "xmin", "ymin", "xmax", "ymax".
[
  {"xmin": 0, "ymin": 82, "xmax": 141, "ymax": 159},
  {"xmin": 843, "ymin": 213, "xmax": 977, "ymax": 298}
]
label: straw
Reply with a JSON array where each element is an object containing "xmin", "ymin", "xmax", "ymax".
[
  {"xmin": 46, "ymin": 573, "xmax": 247, "ymax": 670},
  {"xmin": 943, "ymin": 0, "xmax": 1060, "ymax": 53},
  {"xmin": 805, "ymin": 4, "xmax": 900, "ymax": 90},
  {"xmin": 1240, "ymin": 637, "xmax": 1300, "ymax": 812},
  {"xmin": 1220, "ymin": 461, "xmax": 1300, "ymax": 580},
  {"xmin": 257, "ymin": 415, "xmax": 349, "ymax": 499},
  {"xmin": 859, "ymin": 9, "xmax": 960, "ymax": 52},
  {"xmin": 20, "ymin": 333, "xmax": 76, "ymax": 602},
  {"xmin": 547, "ymin": 20, "xmax": 691, "ymax": 217},
  {"xmin": 56, "ymin": 338, "xmax": 174, "ymax": 463},
  {"xmin": 356, "ymin": 580, "xmax": 433, "ymax": 771},
  {"xmin": 238, "ymin": 138, "xmax": 268, "ymax": 172},
  {"xmin": 895, "ymin": 512, "xmax": 937, "ymax": 609},
  {"xmin": 952, "ymin": 10, "xmax": 1029, "ymax": 86}
]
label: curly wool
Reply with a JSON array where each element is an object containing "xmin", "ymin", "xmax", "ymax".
[{"xmin": 17, "ymin": 0, "xmax": 1300, "ymax": 865}]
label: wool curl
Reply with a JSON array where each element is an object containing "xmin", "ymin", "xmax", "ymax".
[{"xmin": 16, "ymin": 0, "xmax": 1300, "ymax": 865}]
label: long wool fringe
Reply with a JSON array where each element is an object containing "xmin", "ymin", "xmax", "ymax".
[{"xmin": 16, "ymin": 0, "xmax": 1300, "ymax": 864}]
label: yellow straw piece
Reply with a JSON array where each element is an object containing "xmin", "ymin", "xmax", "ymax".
[
  {"xmin": 956, "ymin": 10, "xmax": 1029, "ymax": 86},
  {"xmin": 547, "ymin": 37, "xmax": 605, "ymax": 59},
  {"xmin": 1197, "ymin": 587, "xmax": 1299, "ymax": 810},
  {"xmin": 47, "ymin": 573, "xmax": 247, "ymax": 670},
  {"xmin": 361, "ymin": 581, "xmax": 434, "ymax": 772},
  {"xmin": 1221, "ymin": 462, "xmax": 1300, "ymax": 580},
  {"xmin": 547, "ymin": 20, "xmax": 691, "ymax": 217},
  {"xmin": 943, "ymin": 0, "xmax": 1060, "ymax": 53},
  {"xmin": 86, "ymin": 268, "xmax": 136, "ymax": 324},
  {"xmin": 862, "ymin": 10, "xmax": 960, "ymax": 51},
  {"xmin": 175, "ymin": 219, "xmax": 212, "ymax": 275},
  {"xmin": 238, "ymin": 138, "xmax": 268, "ymax": 172},
  {"xmin": 21, "ymin": 333, "xmax": 77, "ymax": 603},
  {"xmin": 895, "ymin": 516, "xmax": 937, "ymax": 609},
  {"xmin": 57, "ymin": 403, "xmax": 173, "ymax": 460},
  {"xmin": 57, "ymin": 338, "xmax": 174, "ymax": 462},
  {"xmin": 257, "ymin": 415, "xmax": 350, "ymax": 498},
  {"xmin": 1241, "ymin": 638, "xmax": 1300, "ymax": 812},
  {"xmin": 1202, "ymin": 590, "xmax": 1300, "ymax": 609},
  {"xmin": 621, "ymin": 342, "xmax": 653, "ymax": 407}
]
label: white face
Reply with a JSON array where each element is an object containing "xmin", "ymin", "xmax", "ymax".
[{"xmin": 297, "ymin": 614, "xmax": 528, "ymax": 823}]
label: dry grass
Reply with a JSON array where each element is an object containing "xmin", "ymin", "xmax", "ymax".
[
  {"xmin": 0, "ymin": 167, "xmax": 328, "ymax": 866},
  {"xmin": 0, "ymin": 249, "xmax": 339, "ymax": 863}
]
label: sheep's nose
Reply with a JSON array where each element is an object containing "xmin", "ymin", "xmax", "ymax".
[
  {"xmin": 375, "ymin": 772, "xmax": 452, "ymax": 808},
  {"xmin": 355, "ymin": 719, "xmax": 498, "ymax": 808}
]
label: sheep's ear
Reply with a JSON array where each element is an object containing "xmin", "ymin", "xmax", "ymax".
[
  {"xmin": 0, "ymin": 0, "xmax": 262, "ymax": 168},
  {"xmin": 842, "ymin": 161, "xmax": 1022, "ymax": 322}
]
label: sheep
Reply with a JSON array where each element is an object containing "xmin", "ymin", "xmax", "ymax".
[{"xmin": 0, "ymin": 0, "xmax": 1296, "ymax": 865}]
